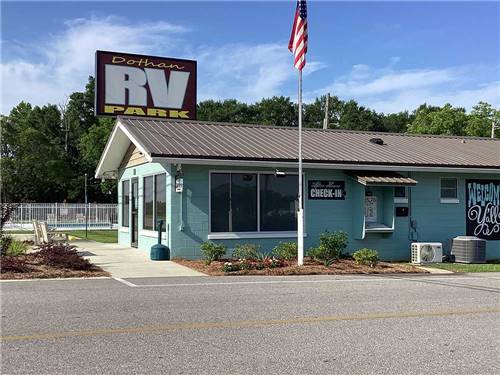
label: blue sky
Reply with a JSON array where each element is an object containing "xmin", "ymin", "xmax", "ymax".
[{"xmin": 1, "ymin": 1, "xmax": 499, "ymax": 114}]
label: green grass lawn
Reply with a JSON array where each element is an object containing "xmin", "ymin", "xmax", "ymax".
[
  {"xmin": 427, "ymin": 262, "xmax": 500, "ymax": 273},
  {"xmin": 65, "ymin": 230, "xmax": 118, "ymax": 243}
]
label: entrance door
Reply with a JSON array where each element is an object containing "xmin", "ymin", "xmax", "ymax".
[{"xmin": 131, "ymin": 178, "xmax": 139, "ymax": 247}]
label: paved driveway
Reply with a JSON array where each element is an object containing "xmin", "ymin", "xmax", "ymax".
[
  {"xmin": 1, "ymin": 273, "xmax": 499, "ymax": 374},
  {"xmin": 72, "ymin": 240, "xmax": 204, "ymax": 278}
]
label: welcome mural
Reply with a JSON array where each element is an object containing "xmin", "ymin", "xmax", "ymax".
[{"xmin": 466, "ymin": 179, "xmax": 500, "ymax": 240}]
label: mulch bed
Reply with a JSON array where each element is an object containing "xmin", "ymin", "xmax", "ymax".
[
  {"xmin": 1, "ymin": 254, "xmax": 109, "ymax": 280},
  {"xmin": 173, "ymin": 257, "xmax": 427, "ymax": 276}
]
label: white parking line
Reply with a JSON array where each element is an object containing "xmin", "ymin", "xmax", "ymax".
[
  {"xmin": 112, "ymin": 275, "xmax": 500, "ymax": 288},
  {"xmin": 113, "ymin": 278, "xmax": 138, "ymax": 287}
]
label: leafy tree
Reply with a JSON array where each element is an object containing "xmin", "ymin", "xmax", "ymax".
[
  {"xmin": 381, "ymin": 111, "xmax": 413, "ymax": 133},
  {"xmin": 303, "ymin": 95, "xmax": 342, "ymax": 129},
  {"xmin": 254, "ymin": 96, "xmax": 297, "ymax": 127},
  {"xmin": 197, "ymin": 99, "xmax": 257, "ymax": 123},
  {"xmin": 408, "ymin": 103, "xmax": 467, "ymax": 135},
  {"xmin": 338, "ymin": 100, "xmax": 384, "ymax": 131},
  {"xmin": 1, "ymin": 103, "xmax": 72, "ymax": 202},
  {"xmin": 465, "ymin": 101, "xmax": 500, "ymax": 138}
]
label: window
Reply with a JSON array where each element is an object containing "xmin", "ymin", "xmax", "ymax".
[
  {"xmin": 441, "ymin": 178, "xmax": 458, "ymax": 201},
  {"xmin": 143, "ymin": 174, "xmax": 166, "ymax": 231},
  {"xmin": 155, "ymin": 174, "xmax": 166, "ymax": 232},
  {"xmin": 210, "ymin": 173, "xmax": 257, "ymax": 232},
  {"xmin": 143, "ymin": 176, "xmax": 154, "ymax": 230},
  {"xmin": 260, "ymin": 174, "xmax": 298, "ymax": 231},
  {"xmin": 394, "ymin": 186, "xmax": 408, "ymax": 203},
  {"xmin": 122, "ymin": 180, "xmax": 129, "ymax": 227},
  {"xmin": 394, "ymin": 187, "xmax": 406, "ymax": 198},
  {"xmin": 210, "ymin": 172, "xmax": 298, "ymax": 233}
]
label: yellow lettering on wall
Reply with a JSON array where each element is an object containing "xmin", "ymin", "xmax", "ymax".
[
  {"xmin": 124, "ymin": 107, "xmax": 146, "ymax": 116},
  {"xmin": 111, "ymin": 56, "xmax": 126, "ymax": 64},
  {"xmin": 104, "ymin": 105, "xmax": 125, "ymax": 114},
  {"xmin": 169, "ymin": 110, "xmax": 190, "ymax": 119},
  {"xmin": 147, "ymin": 108, "xmax": 168, "ymax": 117}
]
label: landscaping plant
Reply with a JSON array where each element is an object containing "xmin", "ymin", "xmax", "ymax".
[
  {"xmin": 271, "ymin": 242, "xmax": 297, "ymax": 260},
  {"xmin": 232, "ymin": 243, "xmax": 260, "ymax": 260},
  {"xmin": 353, "ymin": 248, "xmax": 379, "ymax": 267},
  {"xmin": 200, "ymin": 241, "xmax": 227, "ymax": 265},
  {"xmin": 36, "ymin": 243, "xmax": 93, "ymax": 270},
  {"xmin": 308, "ymin": 230, "xmax": 348, "ymax": 265},
  {"xmin": 6, "ymin": 240, "xmax": 29, "ymax": 256},
  {"xmin": 1, "ymin": 256, "xmax": 32, "ymax": 273}
]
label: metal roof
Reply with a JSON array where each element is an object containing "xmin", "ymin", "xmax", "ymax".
[
  {"xmin": 347, "ymin": 171, "xmax": 418, "ymax": 186},
  {"xmin": 117, "ymin": 117, "xmax": 500, "ymax": 169}
]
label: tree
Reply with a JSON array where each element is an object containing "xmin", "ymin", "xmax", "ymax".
[
  {"xmin": 381, "ymin": 111, "xmax": 413, "ymax": 133},
  {"xmin": 303, "ymin": 95, "xmax": 342, "ymax": 129},
  {"xmin": 197, "ymin": 99, "xmax": 257, "ymax": 123},
  {"xmin": 465, "ymin": 101, "xmax": 500, "ymax": 138},
  {"xmin": 253, "ymin": 96, "xmax": 297, "ymax": 127},
  {"xmin": 338, "ymin": 100, "xmax": 384, "ymax": 131},
  {"xmin": 1, "ymin": 103, "xmax": 73, "ymax": 202},
  {"xmin": 408, "ymin": 103, "xmax": 467, "ymax": 136}
]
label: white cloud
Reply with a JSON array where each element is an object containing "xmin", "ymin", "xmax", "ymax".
[
  {"xmin": 196, "ymin": 43, "xmax": 294, "ymax": 103},
  {"xmin": 0, "ymin": 16, "xmax": 188, "ymax": 113},
  {"xmin": 1, "ymin": 15, "xmax": 326, "ymax": 112},
  {"xmin": 311, "ymin": 62, "xmax": 500, "ymax": 113}
]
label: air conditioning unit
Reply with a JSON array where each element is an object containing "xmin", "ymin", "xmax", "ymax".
[
  {"xmin": 451, "ymin": 236, "xmax": 486, "ymax": 263},
  {"xmin": 411, "ymin": 242, "xmax": 443, "ymax": 264}
]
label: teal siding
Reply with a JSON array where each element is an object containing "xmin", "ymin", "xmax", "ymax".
[
  {"xmin": 118, "ymin": 163, "xmax": 500, "ymax": 261},
  {"xmin": 117, "ymin": 162, "xmax": 171, "ymax": 252}
]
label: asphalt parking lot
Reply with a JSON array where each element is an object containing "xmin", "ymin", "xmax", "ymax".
[{"xmin": 2, "ymin": 273, "xmax": 499, "ymax": 375}]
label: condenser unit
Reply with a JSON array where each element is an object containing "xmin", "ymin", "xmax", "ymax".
[
  {"xmin": 451, "ymin": 236, "xmax": 486, "ymax": 263},
  {"xmin": 411, "ymin": 243, "xmax": 443, "ymax": 264}
]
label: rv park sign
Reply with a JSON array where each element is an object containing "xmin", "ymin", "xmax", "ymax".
[{"xmin": 95, "ymin": 50, "xmax": 197, "ymax": 119}]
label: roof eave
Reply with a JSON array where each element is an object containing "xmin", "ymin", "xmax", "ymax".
[{"xmin": 150, "ymin": 156, "xmax": 500, "ymax": 174}]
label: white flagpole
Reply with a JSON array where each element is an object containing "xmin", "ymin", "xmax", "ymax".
[{"xmin": 297, "ymin": 69, "xmax": 304, "ymax": 266}]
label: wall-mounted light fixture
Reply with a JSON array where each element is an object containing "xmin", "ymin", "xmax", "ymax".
[{"xmin": 275, "ymin": 169, "xmax": 286, "ymax": 178}]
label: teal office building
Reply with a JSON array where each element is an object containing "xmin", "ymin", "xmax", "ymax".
[{"xmin": 96, "ymin": 117, "xmax": 500, "ymax": 260}]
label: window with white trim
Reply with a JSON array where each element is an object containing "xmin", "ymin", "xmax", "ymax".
[
  {"xmin": 210, "ymin": 172, "xmax": 298, "ymax": 233},
  {"xmin": 122, "ymin": 180, "xmax": 129, "ymax": 227},
  {"xmin": 441, "ymin": 178, "xmax": 458, "ymax": 199},
  {"xmin": 143, "ymin": 173, "xmax": 167, "ymax": 231}
]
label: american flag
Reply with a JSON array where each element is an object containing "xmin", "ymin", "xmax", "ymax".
[{"xmin": 288, "ymin": 0, "xmax": 308, "ymax": 71}]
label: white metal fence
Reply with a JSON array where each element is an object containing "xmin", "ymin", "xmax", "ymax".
[{"xmin": 4, "ymin": 203, "xmax": 118, "ymax": 231}]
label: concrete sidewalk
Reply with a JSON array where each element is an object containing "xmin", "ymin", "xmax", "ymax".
[{"xmin": 72, "ymin": 240, "xmax": 205, "ymax": 278}]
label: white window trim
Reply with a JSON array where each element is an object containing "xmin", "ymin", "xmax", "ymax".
[
  {"xmin": 440, "ymin": 198, "xmax": 460, "ymax": 204},
  {"xmin": 142, "ymin": 173, "xmax": 167, "ymax": 231},
  {"xmin": 140, "ymin": 230, "xmax": 167, "ymax": 239},
  {"xmin": 208, "ymin": 170, "xmax": 305, "ymax": 236},
  {"xmin": 440, "ymin": 177, "xmax": 459, "ymax": 203},
  {"xmin": 394, "ymin": 197, "xmax": 408, "ymax": 204},
  {"xmin": 208, "ymin": 231, "xmax": 307, "ymax": 240}
]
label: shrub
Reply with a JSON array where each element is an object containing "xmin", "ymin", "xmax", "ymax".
[
  {"xmin": 353, "ymin": 248, "xmax": 379, "ymax": 267},
  {"xmin": 0, "ymin": 235, "xmax": 13, "ymax": 256},
  {"xmin": 272, "ymin": 242, "xmax": 297, "ymax": 260},
  {"xmin": 36, "ymin": 243, "xmax": 93, "ymax": 270},
  {"xmin": 319, "ymin": 231, "xmax": 348, "ymax": 259},
  {"xmin": 200, "ymin": 241, "xmax": 227, "ymax": 264},
  {"xmin": 1, "ymin": 256, "xmax": 31, "ymax": 273},
  {"xmin": 221, "ymin": 262, "xmax": 240, "ymax": 272},
  {"xmin": 6, "ymin": 240, "xmax": 29, "ymax": 256},
  {"xmin": 232, "ymin": 243, "xmax": 260, "ymax": 260},
  {"xmin": 308, "ymin": 231, "xmax": 349, "ymax": 266}
]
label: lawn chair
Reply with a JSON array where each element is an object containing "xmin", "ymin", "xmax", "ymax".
[
  {"xmin": 38, "ymin": 221, "xmax": 68, "ymax": 244},
  {"xmin": 32, "ymin": 220, "xmax": 43, "ymax": 245}
]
